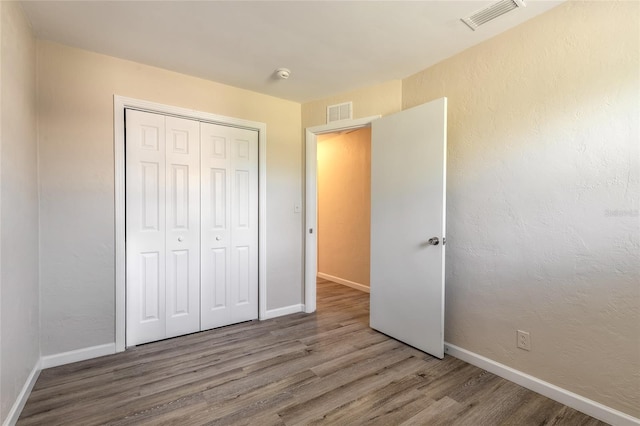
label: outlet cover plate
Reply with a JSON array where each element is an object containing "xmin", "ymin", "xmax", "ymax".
[{"xmin": 517, "ymin": 330, "xmax": 531, "ymax": 351}]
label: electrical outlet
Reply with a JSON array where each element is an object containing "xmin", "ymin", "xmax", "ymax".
[{"xmin": 517, "ymin": 330, "xmax": 531, "ymax": 351}]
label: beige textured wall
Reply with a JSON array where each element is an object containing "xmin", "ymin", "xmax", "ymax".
[
  {"xmin": 317, "ymin": 128, "xmax": 371, "ymax": 287},
  {"xmin": 0, "ymin": 2, "xmax": 39, "ymax": 423},
  {"xmin": 403, "ymin": 1, "xmax": 639, "ymax": 417},
  {"xmin": 302, "ymin": 80, "xmax": 402, "ymax": 129},
  {"xmin": 37, "ymin": 41, "xmax": 302, "ymax": 356}
]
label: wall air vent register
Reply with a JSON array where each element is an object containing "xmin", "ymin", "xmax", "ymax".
[{"xmin": 327, "ymin": 102, "xmax": 353, "ymax": 124}]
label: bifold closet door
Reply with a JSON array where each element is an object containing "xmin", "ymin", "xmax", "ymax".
[
  {"xmin": 200, "ymin": 123, "xmax": 259, "ymax": 330},
  {"xmin": 126, "ymin": 109, "xmax": 201, "ymax": 346}
]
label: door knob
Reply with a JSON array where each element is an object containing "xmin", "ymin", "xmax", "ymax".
[
  {"xmin": 177, "ymin": 236, "xmax": 184, "ymax": 242},
  {"xmin": 428, "ymin": 237, "xmax": 439, "ymax": 246},
  {"xmin": 216, "ymin": 236, "xmax": 221, "ymax": 241}
]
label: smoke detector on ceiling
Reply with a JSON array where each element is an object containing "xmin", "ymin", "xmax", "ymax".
[
  {"xmin": 275, "ymin": 68, "xmax": 291, "ymax": 79},
  {"xmin": 461, "ymin": 0, "xmax": 526, "ymax": 31}
]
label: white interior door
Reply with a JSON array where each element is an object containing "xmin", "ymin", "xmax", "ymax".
[
  {"xmin": 126, "ymin": 109, "xmax": 201, "ymax": 346},
  {"xmin": 200, "ymin": 123, "xmax": 259, "ymax": 330},
  {"xmin": 370, "ymin": 98, "xmax": 447, "ymax": 359}
]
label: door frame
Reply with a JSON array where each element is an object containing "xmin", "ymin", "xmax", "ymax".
[
  {"xmin": 114, "ymin": 95, "xmax": 267, "ymax": 352},
  {"xmin": 304, "ymin": 116, "xmax": 380, "ymax": 313}
]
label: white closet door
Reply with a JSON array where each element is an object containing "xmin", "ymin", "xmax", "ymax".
[
  {"xmin": 126, "ymin": 110, "xmax": 167, "ymax": 346},
  {"xmin": 164, "ymin": 116, "xmax": 201, "ymax": 338},
  {"xmin": 126, "ymin": 110, "xmax": 201, "ymax": 346},
  {"xmin": 200, "ymin": 123, "xmax": 259, "ymax": 329}
]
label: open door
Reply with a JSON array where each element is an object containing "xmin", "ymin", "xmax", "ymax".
[{"xmin": 370, "ymin": 98, "xmax": 447, "ymax": 359}]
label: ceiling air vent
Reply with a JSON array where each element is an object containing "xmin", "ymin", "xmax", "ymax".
[
  {"xmin": 461, "ymin": 0, "xmax": 526, "ymax": 31},
  {"xmin": 327, "ymin": 101, "xmax": 353, "ymax": 124}
]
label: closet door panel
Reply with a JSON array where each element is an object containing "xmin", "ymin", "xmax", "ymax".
[
  {"xmin": 201, "ymin": 123, "xmax": 258, "ymax": 329},
  {"xmin": 165, "ymin": 116, "xmax": 201, "ymax": 338},
  {"xmin": 126, "ymin": 110, "xmax": 167, "ymax": 346},
  {"xmin": 201, "ymin": 124, "xmax": 232, "ymax": 328},
  {"xmin": 229, "ymin": 132, "xmax": 259, "ymax": 323}
]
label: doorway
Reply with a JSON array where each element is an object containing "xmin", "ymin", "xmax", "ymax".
[
  {"xmin": 316, "ymin": 128, "xmax": 372, "ymax": 294},
  {"xmin": 305, "ymin": 98, "xmax": 447, "ymax": 360},
  {"xmin": 304, "ymin": 116, "xmax": 379, "ymax": 312}
]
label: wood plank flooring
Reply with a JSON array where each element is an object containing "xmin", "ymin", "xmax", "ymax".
[{"xmin": 19, "ymin": 280, "xmax": 607, "ymax": 425}]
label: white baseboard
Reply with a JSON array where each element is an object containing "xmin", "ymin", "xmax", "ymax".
[
  {"xmin": 317, "ymin": 272, "xmax": 370, "ymax": 293},
  {"xmin": 444, "ymin": 343, "xmax": 640, "ymax": 426},
  {"xmin": 40, "ymin": 343, "xmax": 116, "ymax": 369},
  {"xmin": 264, "ymin": 304, "xmax": 305, "ymax": 319},
  {"xmin": 2, "ymin": 361, "xmax": 40, "ymax": 426}
]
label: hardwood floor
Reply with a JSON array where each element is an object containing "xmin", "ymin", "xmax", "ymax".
[{"xmin": 19, "ymin": 280, "xmax": 607, "ymax": 425}]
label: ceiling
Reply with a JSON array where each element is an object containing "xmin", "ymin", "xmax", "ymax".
[{"xmin": 20, "ymin": 1, "xmax": 563, "ymax": 103}]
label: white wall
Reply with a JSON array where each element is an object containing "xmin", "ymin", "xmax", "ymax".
[
  {"xmin": 37, "ymin": 41, "xmax": 302, "ymax": 356},
  {"xmin": 0, "ymin": 2, "xmax": 39, "ymax": 423},
  {"xmin": 402, "ymin": 1, "xmax": 639, "ymax": 417}
]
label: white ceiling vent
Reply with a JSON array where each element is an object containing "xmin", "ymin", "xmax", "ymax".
[
  {"xmin": 327, "ymin": 102, "xmax": 353, "ymax": 124},
  {"xmin": 461, "ymin": 0, "xmax": 526, "ymax": 31}
]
